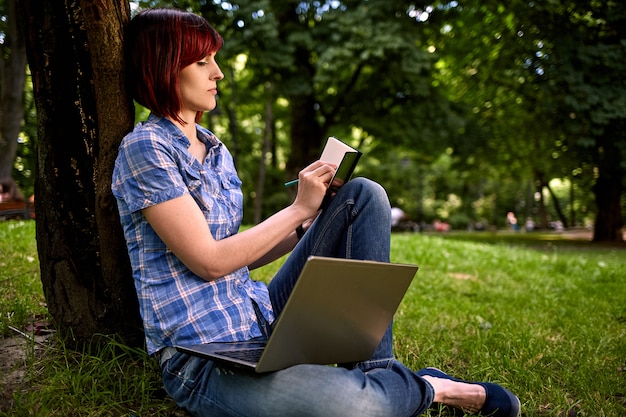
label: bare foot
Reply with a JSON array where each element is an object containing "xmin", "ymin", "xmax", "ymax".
[{"xmin": 421, "ymin": 374, "xmax": 486, "ymax": 414}]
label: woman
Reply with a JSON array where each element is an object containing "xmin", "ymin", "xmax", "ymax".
[{"xmin": 112, "ymin": 8, "xmax": 520, "ymax": 417}]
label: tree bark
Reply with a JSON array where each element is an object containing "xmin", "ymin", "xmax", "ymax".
[
  {"xmin": 17, "ymin": 0, "xmax": 143, "ymax": 346},
  {"xmin": 533, "ymin": 173, "xmax": 550, "ymax": 229},
  {"xmin": 592, "ymin": 124, "xmax": 624, "ymax": 242},
  {"xmin": 272, "ymin": 1, "xmax": 322, "ymax": 181},
  {"xmin": 287, "ymin": 94, "xmax": 323, "ymax": 180},
  {"xmin": 0, "ymin": 0, "xmax": 27, "ymax": 183},
  {"xmin": 254, "ymin": 84, "xmax": 275, "ymax": 224},
  {"xmin": 545, "ymin": 182, "xmax": 568, "ymax": 228},
  {"xmin": 592, "ymin": 175, "xmax": 623, "ymax": 242}
]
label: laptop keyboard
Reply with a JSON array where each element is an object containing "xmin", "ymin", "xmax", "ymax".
[{"xmin": 214, "ymin": 348, "xmax": 264, "ymax": 362}]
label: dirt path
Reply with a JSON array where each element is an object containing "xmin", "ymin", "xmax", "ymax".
[{"xmin": 0, "ymin": 331, "xmax": 50, "ymax": 411}]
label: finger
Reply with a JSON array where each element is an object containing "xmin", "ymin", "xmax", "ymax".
[
  {"xmin": 313, "ymin": 163, "xmax": 336, "ymax": 180},
  {"xmin": 299, "ymin": 163, "xmax": 335, "ymax": 184}
]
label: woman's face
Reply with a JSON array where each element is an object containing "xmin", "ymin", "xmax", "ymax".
[{"xmin": 178, "ymin": 53, "xmax": 224, "ymax": 116}]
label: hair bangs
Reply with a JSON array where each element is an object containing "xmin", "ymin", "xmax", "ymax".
[{"xmin": 180, "ymin": 18, "xmax": 224, "ymax": 68}]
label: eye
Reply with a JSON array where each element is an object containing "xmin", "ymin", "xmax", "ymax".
[{"xmin": 197, "ymin": 61, "xmax": 209, "ymax": 66}]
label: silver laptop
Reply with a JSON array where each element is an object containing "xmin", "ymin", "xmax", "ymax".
[{"xmin": 176, "ymin": 256, "xmax": 418, "ymax": 373}]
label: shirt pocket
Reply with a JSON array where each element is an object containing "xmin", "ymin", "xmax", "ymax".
[
  {"xmin": 221, "ymin": 172, "xmax": 242, "ymax": 189},
  {"xmin": 179, "ymin": 163, "xmax": 221, "ymax": 213},
  {"xmin": 220, "ymin": 172, "xmax": 243, "ymax": 209},
  {"xmin": 179, "ymin": 162, "xmax": 203, "ymax": 195}
]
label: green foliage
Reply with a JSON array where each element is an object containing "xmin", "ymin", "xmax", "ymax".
[
  {"xmin": 13, "ymin": 72, "xmax": 37, "ymax": 198},
  {"xmin": 423, "ymin": 0, "xmax": 625, "ymax": 233},
  {"xmin": 11, "ymin": 1, "xmax": 625, "ymax": 235},
  {"xmin": 127, "ymin": 0, "xmax": 625, "ymax": 232}
]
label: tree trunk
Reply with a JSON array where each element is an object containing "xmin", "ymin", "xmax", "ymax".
[
  {"xmin": 223, "ymin": 66, "xmax": 239, "ymax": 168},
  {"xmin": 593, "ymin": 174, "xmax": 623, "ymax": 242},
  {"xmin": 271, "ymin": 1, "xmax": 322, "ymax": 181},
  {"xmin": 533, "ymin": 175, "xmax": 549, "ymax": 229},
  {"xmin": 0, "ymin": 0, "xmax": 27, "ymax": 184},
  {"xmin": 569, "ymin": 180, "xmax": 576, "ymax": 228},
  {"xmin": 545, "ymin": 182, "xmax": 568, "ymax": 228},
  {"xmin": 592, "ymin": 126, "xmax": 624, "ymax": 242},
  {"xmin": 254, "ymin": 84, "xmax": 274, "ymax": 224},
  {"xmin": 286, "ymin": 94, "xmax": 323, "ymax": 180},
  {"xmin": 17, "ymin": 0, "xmax": 143, "ymax": 347}
]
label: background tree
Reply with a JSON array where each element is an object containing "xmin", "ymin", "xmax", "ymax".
[
  {"xmin": 17, "ymin": 0, "xmax": 143, "ymax": 346},
  {"xmin": 426, "ymin": 0, "xmax": 625, "ymax": 241},
  {"xmin": 0, "ymin": 0, "xmax": 27, "ymax": 199},
  {"xmin": 151, "ymin": 0, "xmax": 457, "ymax": 222},
  {"xmin": 542, "ymin": 0, "xmax": 626, "ymax": 242}
]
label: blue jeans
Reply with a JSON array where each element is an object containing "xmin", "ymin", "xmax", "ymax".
[{"xmin": 162, "ymin": 178, "xmax": 434, "ymax": 416}]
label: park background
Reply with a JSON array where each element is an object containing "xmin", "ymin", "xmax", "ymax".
[
  {"xmin": 3, "ymin": 0, "xmax": 625, "ymax": 238},
  {"xmin": 0, "ymin": 0, "xmax": 625, "ymax": 416}
]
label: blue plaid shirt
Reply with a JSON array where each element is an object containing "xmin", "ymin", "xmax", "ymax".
[{"xmin": 112, "ymin": 115, "xmax": 274, "ymax": 354}]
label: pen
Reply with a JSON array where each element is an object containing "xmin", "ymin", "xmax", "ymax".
[{"xmin": 284, "ymin": 179, "xmax": 299, "ymax": 187}]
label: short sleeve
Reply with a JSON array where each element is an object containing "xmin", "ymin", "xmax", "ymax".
[{"xmin": 112, "ymin": 127, "xmax": 188, "ymax": 213}]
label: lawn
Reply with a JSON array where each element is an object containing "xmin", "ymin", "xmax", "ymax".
[{"xmin": 0, "ymin": 220, "xmax": 624, "ymax": 416}]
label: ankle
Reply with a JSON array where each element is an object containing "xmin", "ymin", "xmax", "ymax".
[{"xmin": 422, "ymin": 376, "xmax": 486, "ymax": 413}]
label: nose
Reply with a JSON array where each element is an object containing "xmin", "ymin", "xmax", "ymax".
[{"xmin": 212, "ymin": 62, "xmax": 224, "ymax": 80}]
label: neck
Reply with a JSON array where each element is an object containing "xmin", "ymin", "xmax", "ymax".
[
  {"xmin": 171, "ymin": 118, "xmax": 207, "ymax": 162},
  {"xmin": 179, "ymin": 122, "xmax": 197, "ymax": 142},
  {"xmin": 168, "ymin": 114, "xmax": 197, "ymax": 141}
]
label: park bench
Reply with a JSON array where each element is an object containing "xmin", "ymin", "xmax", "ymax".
[{"xmin": 0, "ymin": 199, "xmax": 35, "ymax": 221}]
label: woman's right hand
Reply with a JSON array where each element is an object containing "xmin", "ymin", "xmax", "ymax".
[{"xmin": 292, "ymin": 160, "xmax": 336, "ymax": 215}]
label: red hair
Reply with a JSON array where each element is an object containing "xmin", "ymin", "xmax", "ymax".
[{"xmin": 125, "ymin": 8, "xmax": 223, "ymax": 124}]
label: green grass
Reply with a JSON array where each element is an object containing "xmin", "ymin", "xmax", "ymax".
[
  {"xmin": 0, "ymin": 221, "xmax": 47, "ymax": 337},
  {"xmin": 1, "ymin": 221, "xmax": 625, "ymax": 416},
  {"xmin": 10, "ymin": 335, "xmax": 178, "ymax": 416},
  {"xmin": 389, "ymin": 232, "xmax": 626, "ymax": 416}
]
